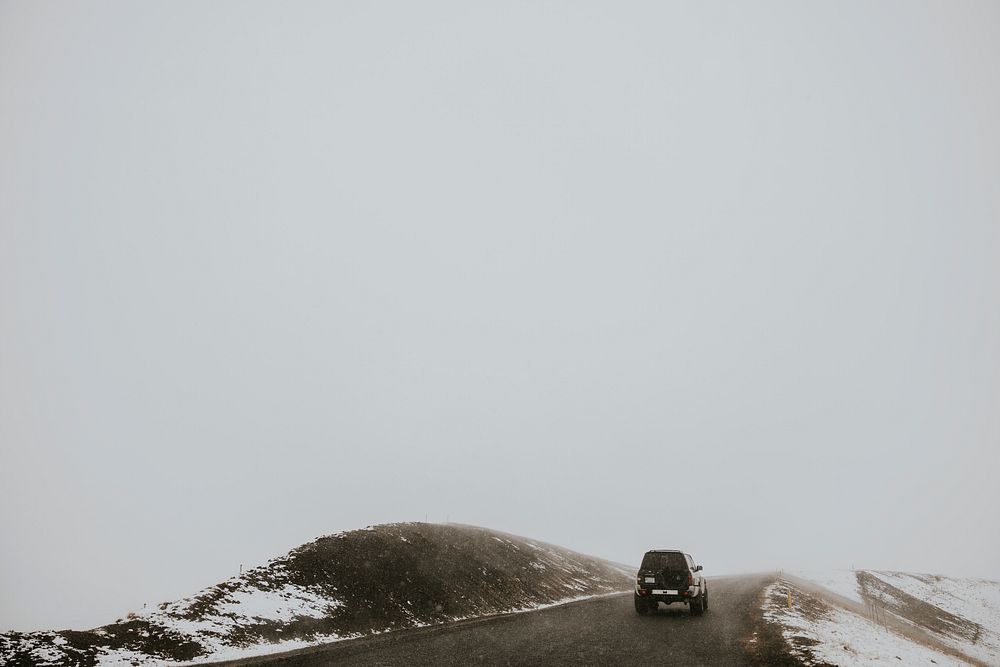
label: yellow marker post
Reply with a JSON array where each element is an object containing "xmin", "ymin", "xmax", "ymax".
[{"xmin": 787, "ymin": 590, "xmax": 793, "ymax": 609}]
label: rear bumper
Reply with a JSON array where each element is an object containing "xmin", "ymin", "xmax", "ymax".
[{"xmin": 635, "ymin": 585, "xmax": 698, "ymax": 603}]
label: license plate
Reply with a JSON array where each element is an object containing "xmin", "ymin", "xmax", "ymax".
[
  {"xmin": 652, "ymin": 589, "xmax": 678, "ymax": 595},
  {"xmin": 644, "ymin": 577, "xmax": 656, "ymax": 584}
]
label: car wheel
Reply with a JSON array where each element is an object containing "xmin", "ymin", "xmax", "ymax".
[
  {"xmin": 703, "ymin": 588, "xmax": 709, "ymax": 611},
  {"xmin": 690, "ymin": 594, "xmax": 705, "ymax": 616},
  {"xmin": 634, "ymin": 595, "xmax": 649, "ymax": 615}
]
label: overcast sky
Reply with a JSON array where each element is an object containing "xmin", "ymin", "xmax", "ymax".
[{"xmin": 2, "ymin": 0, "xmax": 999, "ymax": 633}]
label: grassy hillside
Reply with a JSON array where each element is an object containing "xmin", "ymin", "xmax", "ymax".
[{"xmin": 0, "ymin": 523, "xmax": 631, "ymax": 666}]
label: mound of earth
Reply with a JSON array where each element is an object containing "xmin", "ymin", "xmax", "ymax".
[{"xmin": 0, "ymin": 522, "xmax": 632, "ymax": 666}]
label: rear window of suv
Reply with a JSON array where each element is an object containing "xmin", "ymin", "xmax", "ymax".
[{"xmin": 641, "ymin": 552, "xmax": 688, "ymax": 570}]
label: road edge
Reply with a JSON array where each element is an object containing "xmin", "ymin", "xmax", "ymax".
[{"xmin": 194, "ymin": 591, "xmax": 631, "ymax": 667}]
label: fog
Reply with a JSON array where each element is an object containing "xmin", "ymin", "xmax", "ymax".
[{"xmin": 2, "ymin": 0, "xmax": 998, "ymax": 632}]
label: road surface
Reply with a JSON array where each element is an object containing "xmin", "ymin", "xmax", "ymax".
[{"xmin": 219, "ymin": 573, "xmax": 776, "ymax": 666}]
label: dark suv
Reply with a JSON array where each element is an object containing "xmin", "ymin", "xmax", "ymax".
[{"xmin": 634, "ymin": 550, "xmax": 708, "ymax": 615}]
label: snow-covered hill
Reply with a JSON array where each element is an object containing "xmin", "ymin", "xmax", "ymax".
[
  {"xmin": 0, "ymin": 523, "xmax": 632, "ymax": 666},
  {"xmin": 762, "ymin": 570, "xmax": 1000, "ymax": 666}
]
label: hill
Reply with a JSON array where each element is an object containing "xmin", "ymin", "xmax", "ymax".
[
  {"xmin": 0, "ymin": 523, "xmax": 632, "ymax": 666},
  {"xmin": 756, "ymin": 570, "xmax": 1000, "ymax": 666}
]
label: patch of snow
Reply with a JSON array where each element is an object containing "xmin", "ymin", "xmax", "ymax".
[
  {"xmin": 215, "ymin": 583, "xmax": 338, "ymax": 623},
  {"xmin": 181, "ymin": 636, "xmax": 346, "ymax": 665},
  {"xmin": 523, "ymin": 591, "xmax": 620, "ymax": 612},
  {"xmin": 101, "ymin": 581, "xmax": 347, "ymax": 664},
  {"xmin": 869, "ymin": 572, "xmax": 1000, "ymax": 634},
  {"xmin": 867, "ymin": 571, "xmax": 1000, "ymax": 665},
  {"xmin": 29, "ymin": 644, "xmax": 64, "ymax": 666},
  {"xmin": 95, "ymin": 646, "xmax": 154, "ymax": 666},
  {"xmin": 763, "ymin": 583, "xmax": 968, "ymax": 666},
  {"xmin": 790, "ymin": 570, "xmax": 863, "ymax": 604},
  {"xmin": 789, "ymin": 570, "xmax": 1000, "ymax": 665}
]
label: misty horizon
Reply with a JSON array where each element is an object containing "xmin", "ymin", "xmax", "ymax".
[{"xmin": 2, "ymin": 0, "xmax": 998, "ymax": 634}]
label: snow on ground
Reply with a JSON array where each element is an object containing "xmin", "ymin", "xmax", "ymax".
[
  {"xmin": 790, "ymin": 570, "xmax": 863, "ymax": 603},
  {"xmin": 208, "ymin": 582, "xmax": 338, "ymax": 624},
  {"xmin": 763, "ymin": 582, "xmax": 968, "ymax": 666},
  {"xmin": 135, "ymin": 578, "xmax": 351, "ymax": 661},
  {"xmin": 868, "ymin": 572, "xmax": 1000, "ymax": 636},
  {"xmin": 95, "ymin": 647, "xmax": 163, "ymax": 667},
  {"xmin": 2, "ymin": 524, "xmax": 633, "ymax": 667},
  {"xmin": 29, "ymin": 644, "xmax": 65, "ymax": 665},
  {"xmin": 180, "ymin": 636, "xmax": 337, "ymax": 665},
  {"xmin": 781, "ymin": 570, "xmax": 1000, "ymax": 666},
  {"xmin": 8, "ymin": 587, "xmax": 619, "ymax": 666},
  {"xmin": 865, "ymin": 571, "xmax": 1000, "ymax": 666}
]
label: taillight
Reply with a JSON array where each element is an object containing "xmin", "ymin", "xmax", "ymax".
[{"xmin": 688, "ymin": 574, "xmax": 694, "ymax": 586}]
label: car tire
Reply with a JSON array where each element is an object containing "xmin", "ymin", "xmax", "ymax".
[
  {"xmin": 634, "ymin": 595, "xmax": 649, "ymax": 615},
  {"xmin": 690, "ymin": 594, "xmax": 705, "ymax": 616},
  {"xmin": 703, "ymin": 588, "xmax": 709, "ymax": 611}
]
